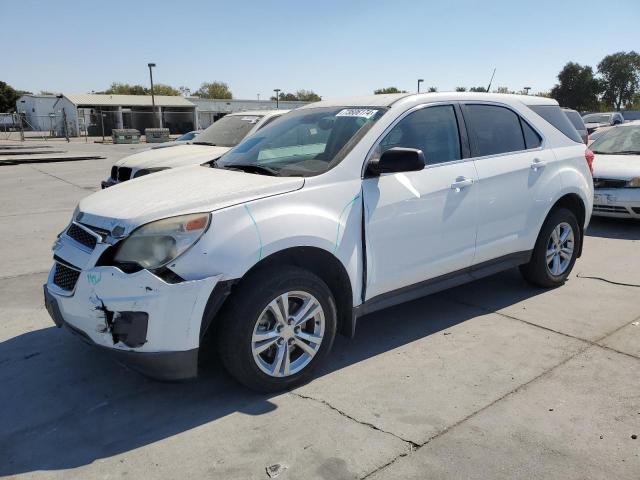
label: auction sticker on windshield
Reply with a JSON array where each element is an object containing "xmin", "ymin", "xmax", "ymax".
[{"xmin": 336, "ymin": 109, "xmax": 379, "ymax": 119}]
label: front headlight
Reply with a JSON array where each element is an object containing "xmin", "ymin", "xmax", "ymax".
[
  {"xmin": 626, "ymin": 177, "xmax": 640, "ymax": 188},
  {"xmin": 133, "ymin": 167, "xmax": 170, "ymax": 178},
  {"xmin": 113, "ymin": 213, "xmax": 210, "ymax": 269}
]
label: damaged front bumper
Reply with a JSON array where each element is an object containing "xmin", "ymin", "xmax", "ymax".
[{"xmin": 44, "ymin": 264, "xmax": 220, "ymax": 381}]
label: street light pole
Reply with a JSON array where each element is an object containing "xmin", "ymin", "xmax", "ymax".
[
  {"xmin": 417, "ymin": 78, "xmax": 424, "ymax": 93},
  {"xmin": 148, "ymin": 63, "xmax": 159, "ymax": 128},
  {"xmin": 273, "ymin": 89, "xmax": 281, "ymax": 109},
  {"xmin": 523, "ymin": 86, "xmax": 531, "ymax": 95}
]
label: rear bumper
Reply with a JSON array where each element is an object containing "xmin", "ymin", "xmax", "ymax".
[
  {"xmin": 592, "ymin": 189, "xmax": 640, "ymax": 219},
  {"xmin": 44, "ymin": 285, "xmax": 200, "ymax": 380}
]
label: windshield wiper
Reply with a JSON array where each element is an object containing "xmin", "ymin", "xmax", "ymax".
[
  {"xmin": 192, "ymin": 141, "xmax": 217, "ymax": 146},
  {"xmin": 600, "ymin": 151, "xmax": 640, "ymax": 155},
  {"xmin": 226, "ymin": 164, "xmax": 279, "ymax": 176}
]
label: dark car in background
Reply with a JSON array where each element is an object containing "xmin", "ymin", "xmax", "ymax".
[{"xmin": 562, "ymin": 108, "xmax": 588, "ymax": 144}]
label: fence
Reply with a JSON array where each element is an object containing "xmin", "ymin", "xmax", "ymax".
[{"xmin": 77, "ymin": 109, "xmax": 196, "ymax": 139}]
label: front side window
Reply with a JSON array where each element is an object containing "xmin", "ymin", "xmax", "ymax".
[
  {"xmin": 193, "ymin": 114, "xmax": 263, "ymax": 147},
  {"xmin": 465, "ymin": 104, "xmax": 525, "ymax": 156},
  {"xmin": 379, "ymin": 105, "xmax": 461, "ymax": 165},
  {"xmin": 217, "ymin": 107, "xmax": 386, "ymax": 176}
]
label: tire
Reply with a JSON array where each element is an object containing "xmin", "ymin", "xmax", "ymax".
[
  {"xmin": 519, "ymin": 207, "xmax": 581, "ymax": 288},
  {"xmin": 217, "ymin": 265, "xmax": 337, "ymax": 392}
]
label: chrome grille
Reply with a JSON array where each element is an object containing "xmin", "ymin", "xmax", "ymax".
[
  {"xmin": 53, "ymin": 262, "xmax": 81, "ymax": 291},
  {"xmin": 67, "ymin": 223, "xmax": 97, "ymax": 250}
]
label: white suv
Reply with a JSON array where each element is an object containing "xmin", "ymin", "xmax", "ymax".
[
  {"xmin": 45, "ymin": 93, "xmax": 593, "ymax": 392},
  {"xmin": 101, "ymin": 110, "xmax": 288, "ymax": 188}
]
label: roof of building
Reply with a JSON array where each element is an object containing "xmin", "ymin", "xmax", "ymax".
[{"xmin": 64, "ymin": 94, "xmax": 195, "ymax": 108}]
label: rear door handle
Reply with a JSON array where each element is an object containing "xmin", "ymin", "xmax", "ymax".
[
  {"xmin": 450, "ymin": 177, "xmax": 474, "ymax": 191},
  {"xmin": 531, "ymin": 158, "xmax": 547, "ymax": 171}
]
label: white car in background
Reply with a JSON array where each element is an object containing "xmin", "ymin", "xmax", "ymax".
[
  {"xmin": 582, "ymin": 112, "xmax": 624, "ymax": 134},
  {"xmin": 101, "ymin": 110, "xmax": 289, "ymax": 188},
  {"xmin": 46, "ymin": 93, "xmax": 592, "ymax": 391},
  {"xmin": 590, "ymin": 121, "xmax": 640, "ymax": 218}
]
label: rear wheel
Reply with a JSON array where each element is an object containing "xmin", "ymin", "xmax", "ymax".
[
  {"xmin": 519, "ymin": 207, "xmax": 580, "ymax": 287},
  {"xmin": 217, "ymin": 266, "xmax": 336, "ymax": 392}
]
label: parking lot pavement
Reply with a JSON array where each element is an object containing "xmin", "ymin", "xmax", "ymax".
[{"xmin": 1, "ymin": 140, "xmax": 639, "ymax": 479}]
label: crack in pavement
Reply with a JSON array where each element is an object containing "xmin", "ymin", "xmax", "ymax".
[
  {"xmin": 576, "ymin": 273, "xmax": 640, "ymax": 288},
  {"xmin": 0, "ymin": 270, "xmax": 49, "ymax": 281},
  {"xmin": 354, "ymin": 301, "xmax": 640, "ymax": 479},
  {"xmin": 445, "ymin": 295, "xmax": 640, "ymax": 361},
  {"xmin": 290, "ymin": 391, "xmax": 419, "ymax": 448},
  {"xmin": 28, "ymin": 164, "xmax": 95, "ymax": 191}
]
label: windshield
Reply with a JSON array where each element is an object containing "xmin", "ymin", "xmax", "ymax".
[
  {"xmin": 194, "ymin": 115, "xmax": 263, "ymax": 147},
  {"xmin": 583, "ymin": 114, "xmax": 611, "ymax": 124},
  {"xmin": 590, "ymin": 125, "xmax": 640, "ymax": 154},
  {"xmin": 216, "ymin": 107, "xmax": 386, "ymax": 177}
]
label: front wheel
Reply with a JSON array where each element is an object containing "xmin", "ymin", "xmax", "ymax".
[
  {"xmin": 217, "ymin": 266, "xmax": 337, "ymax": 392},
  {"xmin": 520, "ymin": 207, "xmax": 581, "ymax": 287}
]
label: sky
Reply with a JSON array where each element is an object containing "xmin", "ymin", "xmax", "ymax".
[{"xmin": 2, "ymin": 0, "xmax": 639, "ymax": 100}]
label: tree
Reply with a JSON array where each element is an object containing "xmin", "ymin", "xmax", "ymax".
[
  {"xmin": 295, "ymin": 89, "xmax": 321, "ymax": 101},
  {"xmin": 427, "ymin": 87, "xmax": 438, "ymax": 92},
  {"xmin": 455, "ymin": 86, "xmax": 467, "ymax": 92},
  {"xmin": 549, "ymin": 62, "xmax": 601, "ymax": 110},
  {"xmin": 179, "ymin": 86, "xmax": 191, "ymax": 97},
  {"xmin": 493, "ymin": 86, "xmax": 514, "ymax": 94},
  {"xmin": 597, "ymin": 51, "xmax": 640, "ymax": 110},
  {"xmin": 102, "ymin": 83, "xmax": 148, "ymax": 95},
  {"xmin": 152, "ymin": 83, "xmax": 180, "ymax": 96},
  {"xmin": 469, "ymin": 86, "xmax": 487, "ymax": 92},
  {"xmin": 194, "ymin": 81, "xmax": 233, "ymax": 99},
  {"xmin": 0, "ymin": 81, "xmax": 20, "ymax": 112},
  {"xmin": 374, "ymin": 86, "xmax": 407, "ymax": 94}
]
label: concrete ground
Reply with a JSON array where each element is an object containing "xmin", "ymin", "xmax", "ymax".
[{"xmin": 1, "ymin": 139, "xmax": 639, "ymax": 479}]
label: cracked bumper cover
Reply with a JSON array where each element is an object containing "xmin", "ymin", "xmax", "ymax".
[{"xmin": 44, "ymin": 265, "xmax": 221, "ymax": 380}]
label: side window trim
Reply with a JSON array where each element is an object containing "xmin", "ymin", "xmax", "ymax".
[
  {"xmin": 363, "ymin": 101, "xmax": 466, "ymax": 177},
  {"xmin": 459, "ymin": 101, "xmax": 546, "ymax": 160}
]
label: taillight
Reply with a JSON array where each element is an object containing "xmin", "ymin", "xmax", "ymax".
[{"xmin": 585, "ymin": 148, "xmax": 594, "ymax": 175}]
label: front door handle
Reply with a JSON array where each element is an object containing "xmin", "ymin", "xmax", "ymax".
[
  {"xmin": 450, "ymin": 177, "xmax": 474, "ymax": 191},
  {"xmin": 531, "ymin": 158, "xmax": 547, "ymax": 171}
]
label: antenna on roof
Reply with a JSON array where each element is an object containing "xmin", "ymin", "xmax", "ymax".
[{"xmin": 486, "ymin": 68, "xmax": 496, "ymax": 93}]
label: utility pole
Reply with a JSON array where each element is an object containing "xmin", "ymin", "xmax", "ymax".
[
  {"xmin": 273, "ymin": 89, "xmax": 281, "ymax": 109},
  {"xmin": 62, "ymin": 108, "xmax": 69, "ymax": 142},
  {"xmin": 148, "ymin": 63, "xmax": 159, "ymax": 127},
  {"xmin": 100, "ymin": 109, "xmax": 105, "ymax": 142},
  {"xmin": 417, "ymin": 78, "xmax": 424, "ymax": 93}
]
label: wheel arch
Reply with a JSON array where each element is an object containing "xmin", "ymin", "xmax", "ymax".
[
  {"xmin": 200, "ymin": 246, "xmax": 356, "ymax": 341},
  {"xmin": 547, "ymin": 192, "xmax": 587, "ymax": 257}
]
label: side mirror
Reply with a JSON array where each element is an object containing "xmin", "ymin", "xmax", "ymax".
[{"xmin": 367, "ymin": 147, "xmax": 426, "ymax": 175}]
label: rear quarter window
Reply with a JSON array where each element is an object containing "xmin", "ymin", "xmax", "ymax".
[{"xmin": 530, "ymin": 105, "xmax": 582, "ymax": 143}]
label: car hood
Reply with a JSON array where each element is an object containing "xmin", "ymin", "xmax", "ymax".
[
  {"xmin": 593, "ymin": 153, "xmax": 640, "ymax": 180},
  {"xmin": 114, "ymin": 144, "xmax": 231, "ymax": 170},
  {"xmin": 79, "ymin": 165, "xmax": 304, "ymax": 233}
]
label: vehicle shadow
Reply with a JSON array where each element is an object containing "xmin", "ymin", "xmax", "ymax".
[
  {"xmin": 0, "ymin": 269, "xmax": 546, "ymax": 476},
  {"xmin": 586, "ymin": 216, "xmax": 640, "ymax": 240}
]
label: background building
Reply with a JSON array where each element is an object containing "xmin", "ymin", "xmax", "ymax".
[{"xmin": 16, "ymin": 94, "xmax": 311, "ymax": 137}]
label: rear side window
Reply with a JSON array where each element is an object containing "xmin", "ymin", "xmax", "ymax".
[
  {"xmin": 464, "ymin": 104, "xmax": 525, "ymax": 156},
  {"xmin": 521, "ymin": 120, "xmax": 542, "ymax": 149},
  {"xmin": 530, "ymin": 105, "xmax": 582, "ymax": 143}
]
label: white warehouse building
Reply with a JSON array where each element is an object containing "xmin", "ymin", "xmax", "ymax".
[{"xmin": 16, "ymin": 94, "xmax": 311, "ymax": 137}]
